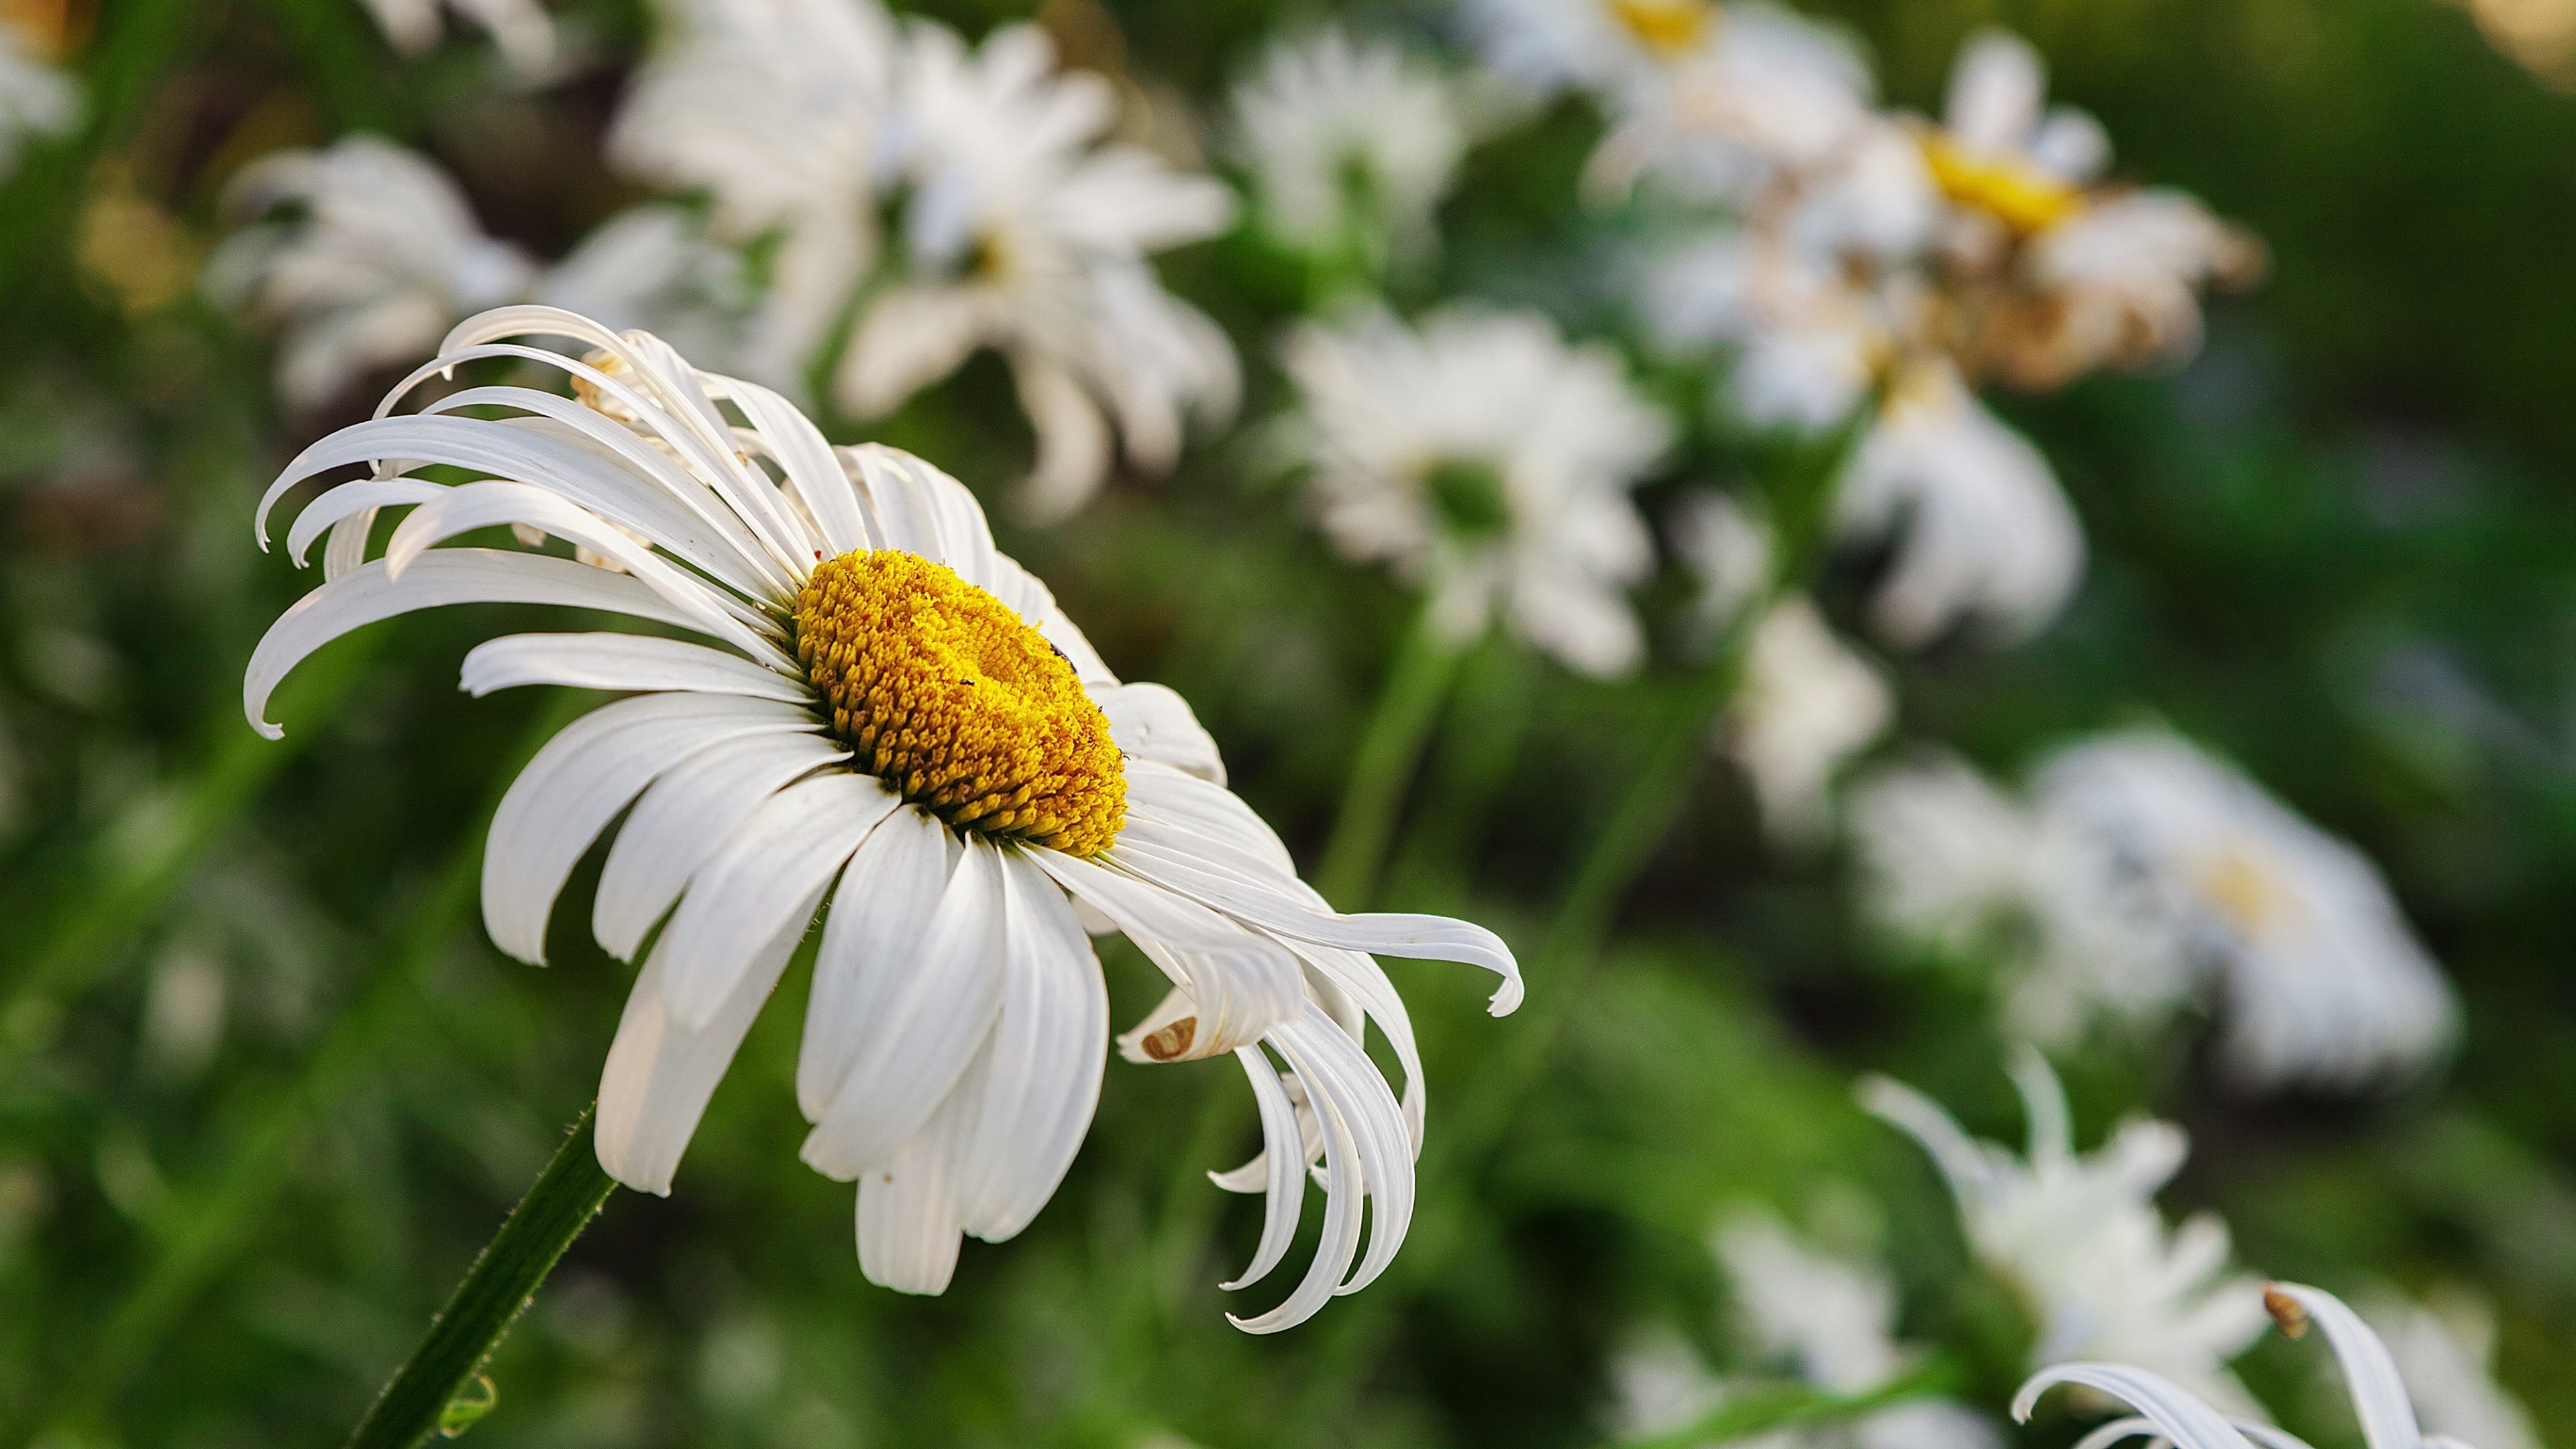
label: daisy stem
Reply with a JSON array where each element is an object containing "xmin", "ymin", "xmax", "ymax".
[
  {"xmin": 1316, "ymin": 602, "xmax": 1466, "ymax": 909},
  {"xmin": 345, "ymin": 1104, "xmax": 619, "ymax": 1449}
]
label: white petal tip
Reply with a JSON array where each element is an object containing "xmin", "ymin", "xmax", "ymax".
[{"xmin": 251, "ymin": 720, "xmax": 284, "ymax": 741}]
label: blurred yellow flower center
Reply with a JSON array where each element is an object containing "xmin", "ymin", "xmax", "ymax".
[
  {"xmin": 1608, "ymin": 0, "xmax": 1711, "ymax": 54},
  {"xmin": 794, "ymin": 550, "xmax": 1126, "ymax": 857},
  {"xmin": 2196, "ymin": 843, "xmax": 2284, "ymax": 936},
  {"xmin": 1920, "ymin": 134, "xmax": 2084, "ymax": 234}
]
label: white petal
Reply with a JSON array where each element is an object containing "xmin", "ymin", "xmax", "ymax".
[
  {"xmin": 594, "ymin": 889, "xmax": 816, "ymax": 1193},
  {"xmin": 2012, "ymin": 1365, "xmax": 2257, "ymax": 1449},
  {"xmin": 855, "ymin": 1105, "xmax": 966, "ymax": 1295},
  {"xmin": 481, "ymin": 692, "xmax": 822, "ymax": 963},
  {"xmin": 655, "ymin": 771, "xmax": 900, "ymax": 1028},
  {"xmin": 460, "ymin": 632, "xmax": 809, "ymax": 701},
  {"xmin": 1227, "ymin": 1010, "xmax": 1373, "ymax": 1333},
  {"xmin": 1031, "ymin": 847, "xmax": 1307, "ymax": 1057},
  {"xmin": 2267, "ymin": 1284, "xmax": 2421, "ymax": 1449},
  {"xmin": 283, "ymin": 477, "xmax": 447, "ymax": 566},
  {"xmin": 1216, "ymin": 1044, "xmax": 1307, "ymax": 1291},
  {"xmin": 802, "ymin": 837, "xmax": 1010, "ymax": 1179},
  {"xmin": 1009, "ymin": 350, "xmax": 1113, "ymax": 523},
  {"xmin": 1107, "ymin": 839, "xmax": 1524, "ymax": 1014},
  {"xmin": 797, "ymin": 807, "xmax": 955, "ymax": 1118},
  {"xmin": 714, "ymin": 375, "xmax": 873, "ymax": 557},
  {"xmin": 245, "ymin": 550, "xmax": 705, "ymax": 738},
  {"xmin": 592, "ymin": 731, "xmax": 852, "ymax": 961},
  {"xmin": 946, "ymin": 853, "xmax": 1108, "ymax": 1240}
]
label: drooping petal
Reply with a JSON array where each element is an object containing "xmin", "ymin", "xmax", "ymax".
[
  {"xmin": 855, "ymin": 1099, "xmax": 968, "ymax": 1295},
  {"xmin": 592, "ymin": 730, "xmax": 853, "ymax": 961},
  {"xmin": 595, "ymin": 888, "xmax": 818, "ymax": 1193},
  {"xmin": 2013, "ymin": 1365, "xmax": 2261, "ymax": 1449},
  {"xmin": 2265, "ymin": 1284, "xmax": 2422, "ymax": 1449},
  {"xmin": 798, "ymin": 806, "xmax": 955, "ymax": 1118},
  {"xmin": 802, "ymin": 837, "xmax": 1011, "ymax": 1179},
  {"xmin": 655, "ymin": 771, "xmax": 902, "ymax": 1028},
  {"xmin": 244, "ymin": 550, "xmax": 706, "ymax": 738},
  {"xmin": 1032, "ymin": 847, "xmax": 1308, "ymax": 1057},
  {"xmin": 1217, "ymin": 1046, "xmax": 1312, "ymax": 1293},
  {"xmin": 482, "ymin": 692, "xmax": 823, "ymax": 963}
]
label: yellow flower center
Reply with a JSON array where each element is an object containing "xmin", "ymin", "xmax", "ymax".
[
  {"xmin": 1607, "ymin": 0, "xmax": 1711, "ymax": 54},
  {"xmin": 1919, "ymin": 133, "xmax": 2085, "ymax": 235},
  {"xmin": 793, "ymin": 550, "xmax": 1126, "ymax": 857}
]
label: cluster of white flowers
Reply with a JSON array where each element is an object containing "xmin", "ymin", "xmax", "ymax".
[
  {"xmin": 211, "ymin": 0, "xmax": 1239, "ymax": 522},
  {"xmin": 1849, "ymin": 729, "xmax": 2459, "ymax": 1090},
  {"xmin": 1469, "ymin": 2, "xmax": 2255, "ymax": 649}
]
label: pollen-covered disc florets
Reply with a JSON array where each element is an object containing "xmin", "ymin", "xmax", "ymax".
[{"xmin": 794, "ymin": 550, "xmax": 1126, "ymax": 855}]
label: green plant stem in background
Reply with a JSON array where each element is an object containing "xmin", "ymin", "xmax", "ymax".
[
  {"xmin": 1315, "ymin": 603, "xmax": 1467, "ymax": 909},
  {"xmin": 1613, "ymin": 1356, "xmax": 1963, "ymax": 1449},
  {"xmin": 345, "ymin": 1104, "xmax": 619, "ymax": 1449}
]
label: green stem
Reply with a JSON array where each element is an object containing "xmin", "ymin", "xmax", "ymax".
[
  {"xmin": 1314, "ymin": 604, "xmax": 1466, "ymax": 910},
  {"xmin": 345, "ymin": 1105, "xmax": 620, "ymax": 1449},
  {"xmin": 1612, "ymin": 1356, "xmax": 1964, "ymax": 1449}
]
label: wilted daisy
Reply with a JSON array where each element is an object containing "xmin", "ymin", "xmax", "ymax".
[
  {"xmin": 242, "ymin": 305, "xmax": 1521, "ymax": 1330},
  {"xmin": 1915, "ymin": 30, "xmax": 2262, "ymax": 392},
  {"xmin": 2015, "ymin": 1283, "xmax": 2486, "ymax": 1449},
  {"xmin": 1226, "ymin": 26, "xmax": 1465, "ymax": 274},
  {"xmin": 358, "ymin": 0, "xmax": 557, "ymax": 80},
  {"xmin": 2035, "ymin": 729, "xmax": 2458, "ymax": 1090},
  {"xmin": 606, "ymin": 0, "xmax": 895, "ymax": 382},
  {"xmin": 1613, "ymin": 1210, "xmax": 1996, "ymax": 1449},
  {"xmin": 1861, "ymin": 1052, "xmax": 2269, "ymax": 1411},
  {"xmin": 203, "ymin": 136, "xmax": 535, "ymax": 410},
  {"xmin": 2360, "ymin": 1288, "xmax": 2541, "ymax": 1449},
  {"xmin": 1847, "ymin": 751, "xmax": 2193, "ymax": 1046},
  {"xmin": 1721, "ymin": 596, "xmax": 1890, "ymax": 845},
  {"xmin": 1276, "ymin": 304, "xmax": 1669, "ymax": 678},
  {"xmin": 837, "ymin": 19, "xmax": 1238, "ymax": 521},
  {"xmin": 0, "ymin": 20, "xmax": 79, "ymax": 179}
]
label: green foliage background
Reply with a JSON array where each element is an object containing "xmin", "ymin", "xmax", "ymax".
[{"xmin": 0, "ymin": 0, "xmax": 2570, "ymax": 1445}]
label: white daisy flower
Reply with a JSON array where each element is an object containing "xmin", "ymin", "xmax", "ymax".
[
  {"xmin": 2359, "ymin": 1289, "xmax": 2541, "ymax": 1449},
  {"xmin": 1613, "ymin": 1211, "xmax": 1997, "ymax": 1449},
  {"xmin": 1582, "ymin": 3, "xmax": 1882, "ymax": 207},
  {"xmin": 2035, "ymin": 729, "xmax": 2459, "ymax": 1090},
  {"xmin": 241, "ymin": 305, "xmax": 1521, "ymax": 1332},
  {"xmin": 1275, "ymin": 304, "xmax": 1669, "ymax": 678},
  {"xmin": 358, "ymin": 0, "xmax": 558, "ymax": 80},
  {"xmin": 0, "ymin": 21, "xmax": 78, "ymax": 179},
  {"xmin": 1846, "ymin": 751, "xmax": 2195, "ymax": 1047},
  {"xmin": 203, "ymin": 136, "xmax": 536, "ymax": 411},
  {"xmin": 1721, "ymin": 596, "xmax": 1890, "ymax": 847},
  {"xmin": 1834, "ymin": 358, "xmax": 2084, "ymax": 648},
  {"xmin": 836, "ymin": 19, "xmax": 1239, "ymax": 522},
  {"xmin": 2014, "ymin": 1283, "xmax": 2479, "ymax": 1449},
  {"xmin": 606, "ymin": 0, "xmax": 896, "ymax": 384},
  {"xmin": 1861, "ymin": 1052, "xmax": 2270, "ymax": 1412},
  {"xmin": 1226, "ymin": 25, "xmax": 1465, "ymax": 273}
]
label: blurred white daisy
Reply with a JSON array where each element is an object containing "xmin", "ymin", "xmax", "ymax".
[
  {"xmin": 837, "ymin": 19, "xmax": 1239, "ymax": 522},
  {"xmin": 204, "ymin": 137, "xmax": 536, "ymax": 411},
  {"xmin": 1613, "ymin": 1210, "xmax": 1998, "ymax": 1449},
  {"xmin": 1584, "ymin": 3, "xmax": 1881, "ymax": 206},
  {"xmin": 0, "ymin": 22, "xmax": 79, "ymax": 178},
  {"xmin": 1834, "ymin": 358, "xmax": 2084, "ymax": 648},
  {"xmin": 2014, "ymin": 1283, "xmax": 2475, "ymax": 1449},
  {"xmin": 242, "ymin": 305, "xmax": 1521, "ymax": 1331},
  {"xmin": 1276, "ymin": 304, "xmax": 1668, "ymax": 678},
  {"xmin": 1462, "ymin": 0, "xmax": 1721, "ymax": 105},
  {"xmin": 2360, "ymin": 1288, "xmax": 2541, "ymax": 1449},
  {"xmin": 1226, "ymin": 25, "xmax": 1465, "ymax": 274},
  {"xmin": 359, "ymin": 0, "xmax": 557, "ymax": 80},
  {"xmin": 2035, "ymin": 729, "xmax": 2459, "ymax": 1090},
  {"xmin": 607, "ymin": 0, "xmax": 895, "ymax": 382},
  {"xmin": 1846, "ymin": 751, "xmax": 2194, "ymax": 1047},
  {"xmin": 1668, "ymin": 490, "xmax": 1773, "ymax": 637},
  {"xmin": 1861, "ymin": 1052, "xmax": 2269, "ymax": 1412},
  {"xmin": 1721, "ymin": 596, "xmax": 1890, "ymax": 846}
]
